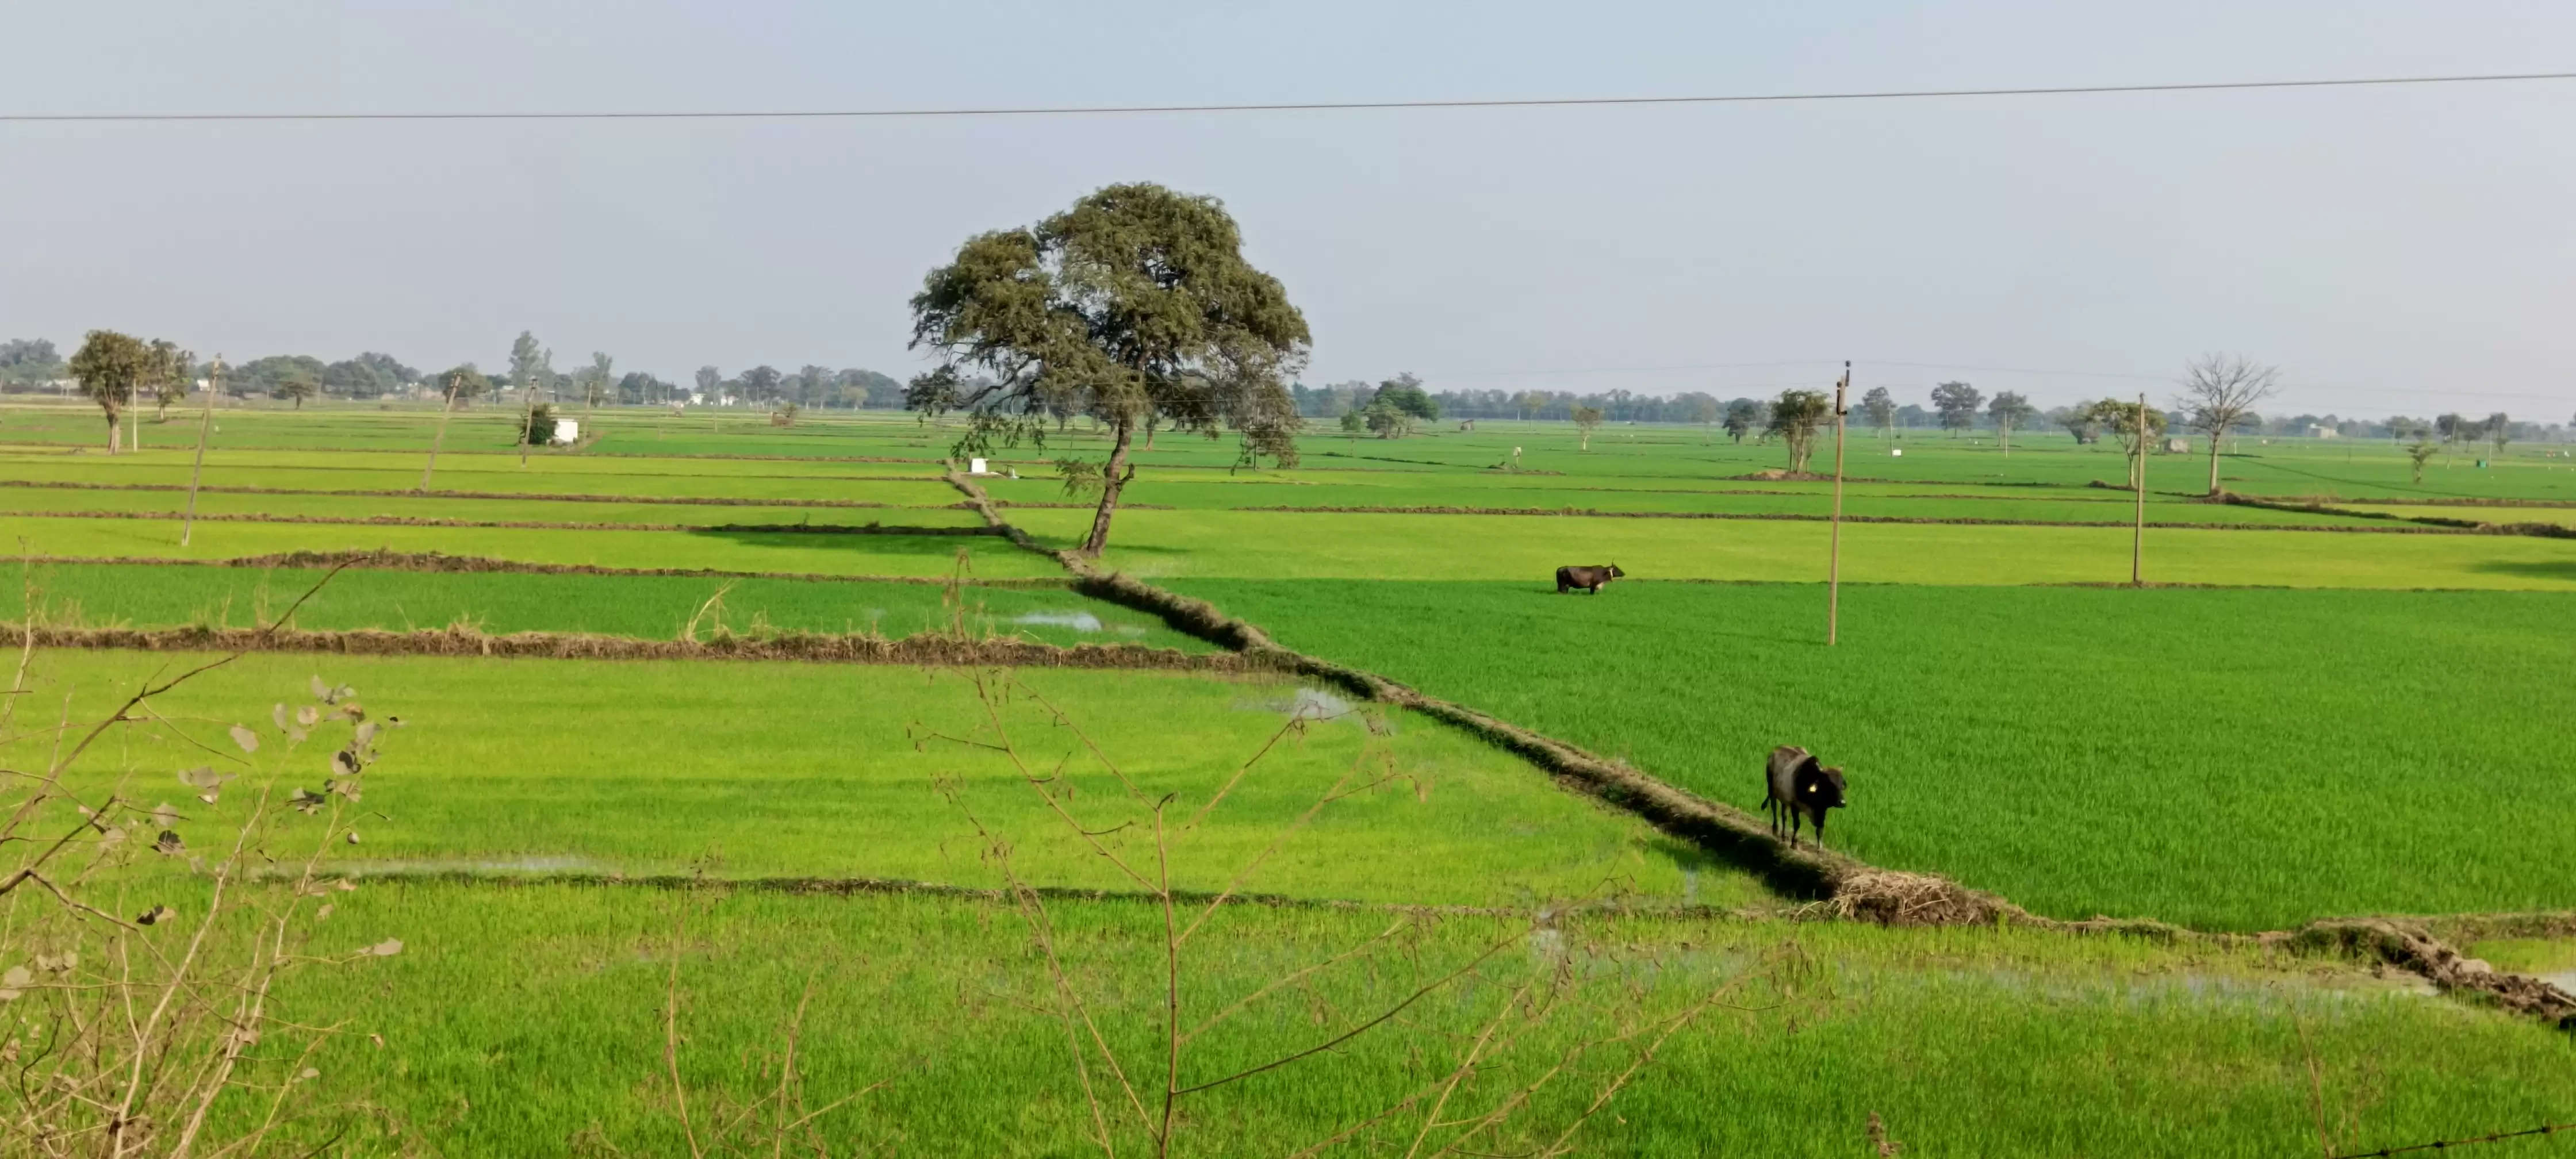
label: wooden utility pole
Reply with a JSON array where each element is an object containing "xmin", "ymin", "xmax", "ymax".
[
  {"xmin": 1827, "ymin": 361, "xmax": 1851, "ymax": 645},
  {"xmin": 2131, "ymin": 392, "xmax": 2147, "ymax": 586},
  {"xmin": 420, "ymin": 374, "xmax": 461, "ymax": 492},
  {"xmin": 181, "ymin": 357, "xmax": 220, "ymax": 547}
]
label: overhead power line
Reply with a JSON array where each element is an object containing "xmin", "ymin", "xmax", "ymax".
[{"xmin": 3, "ymin": 70, "xmax": 2573, "ymax": 124}]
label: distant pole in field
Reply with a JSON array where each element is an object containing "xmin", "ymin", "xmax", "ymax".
[
  {"xmin": 2131, "ymin": 392, "xmax": 2146, "ymax": 586},
  {"xmin": 420, "ymin": 374, "xmax": 461, "ymax": 493},
  {"xmin": 1827, "ymin": 360, "xmax": 1851, "ymax": 645},
  {"xmin": 518, "ymin": 372, "xmax": 538, "ymax": 468},
  {"xmin": 181, "ymin": 356, "xmax": 221, "ymax": 547}
]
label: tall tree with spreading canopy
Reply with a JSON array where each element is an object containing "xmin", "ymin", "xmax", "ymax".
[
  {"xmin": 2486, "ymin": 412, "xmax": 2512, "ymax": 460},
  {"xmin": 68, "ymin": 330, "xmax": 151, "ymax": 452},
  {"xmin": 270, "ymin": 367, "xmax": 318, "ymax": 408},
  {"xmin": 1720, "ymin": 400, "xmax": 1759, "ymax": 443},
  {"xmin": 693, "ymin": 366, "xmax": 721, "ymax": 402},
  {"xmin": 1987, "ymin": 390, "xmax": 2035, "ymax": 457},
  {"xmin": 1860, "ymin": 386, "xmax": 1895, "ymax": 442},
  {"xmin": 145, "ymin": 339, "xmax": 191, "ymax": 421},
  {"xmin": 1930, "ymin": 381, "xmax": 1983, "ymax": 436},
  {"xmin": 908, "ymin": 183, "xmax": 1309, "ymax": 555},
  {"xmin": 2087, "ymin": 397, "xmax": 2168, "ymax": 489},
  {"xmin": 1360, "ymin": 373, "xmax": 1437, "ymax": 439},
  {"xmin": 2179, "ymin": 354, "xmax": 2279, "ymax": 495},
  {"xmin": 1767, "ymin": 389, "xmax": 1831, "ymax": 473}
]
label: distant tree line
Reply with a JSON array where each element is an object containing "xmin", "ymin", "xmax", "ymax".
[
  {"xmin": 1, "ymin": 334, "xmax": 911, "ymax": 410},
  {"xmin": 1286, "ymin": 375, "xmax": 2570, "ymax": 446}
]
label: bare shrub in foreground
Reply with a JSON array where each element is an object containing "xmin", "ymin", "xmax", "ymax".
[{"xmin": 0, "ymin": 566, "xmax": 409, "ymax": 1156}]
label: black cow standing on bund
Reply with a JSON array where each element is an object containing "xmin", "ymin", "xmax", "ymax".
[
  {"xmin": 1763, "ymin": 745, "xmax": 1848, "ymax": 851},
  {"xmin": 1554, "ymin": 563, "xmax": 1625, "ymax": 594}
]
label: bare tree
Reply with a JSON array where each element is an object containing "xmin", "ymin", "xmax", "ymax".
[{"xmin": 2179, "ymin": 354, "xmax": 2279, "ymax": 495}]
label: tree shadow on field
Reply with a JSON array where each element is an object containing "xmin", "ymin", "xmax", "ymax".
[{"xmin": 2467, "ymin": 559, "xmax": 2576, "ymax": 583}]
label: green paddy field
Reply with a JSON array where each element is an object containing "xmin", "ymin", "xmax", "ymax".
[{"xmin": 4, "ymin": 401, "xmax": 2569, "ymax": 1154}]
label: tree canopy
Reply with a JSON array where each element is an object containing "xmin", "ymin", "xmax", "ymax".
[
  {"xmin": 1767, "ymin": 389, "xmax": 1831, "ymax": 473},
  {"xmin": 68, "ymin": 331, "xmax": 152, "ymax": 451},
  {"xmin": 907, "ymin": 182, "xmax": 1309, "ymax": 553},
  {"xmin": 1930, "ymin": 381, "xmax": 1984, "ymax": 435}
]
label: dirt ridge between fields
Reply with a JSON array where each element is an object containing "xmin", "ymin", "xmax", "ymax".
[
  {"xmin": 13, "ymin": 550, "xmax": 1075, "ymax": 587},
  {"xmin": 0, "ymin": 508, "xmax": 1001, "ymax": 534},
  {"xmin": 1228, "ymin": 504, "xmax": 2458, "ymax": 534},
  {"xmin": 942, "ymin": 466, "xmax": 2576, "ymax": 1027},
  {"xmin": 0, "ymin": 478, "xmax": 953, "ymax": 508},
  {"xmin": 17, "ymin": 623, "xmax": 1241, "ymax": 670},
  {"xmin": 2211, "ymin": 490, "xmax": 2576, "ymax": 539}
]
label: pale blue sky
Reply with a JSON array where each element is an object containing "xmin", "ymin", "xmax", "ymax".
[{"xmin": 1, "ymin": 1, "xmax": 2570, "ymax": 418}]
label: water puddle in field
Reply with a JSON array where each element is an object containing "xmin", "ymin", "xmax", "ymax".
[
  {"xmin": 1233, "ymin": 687, "xmax": 1364, "ymax": 723},
  {"xmin": 337, "ymin": 855, "xmax": 607, "ymax": 877},
  {"xmin": 1006, "ymin": 610, "xmax": 1151, "ymax": 638},
  {"xmin": 2466, "ymin": 937, "xmax": 2576, "ymax": 994},
  {"xmin": 1011, "ymin": 610, "xmax": 1105, "ymax": 632}
]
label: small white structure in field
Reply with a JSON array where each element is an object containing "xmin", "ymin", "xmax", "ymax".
[
  {"xmin": 1890, "ymin": 447, "xmax": 1903, "ymax": 457},
  {"xmin": 550, "ymin": 420, "xmax": 580, "ymax": 446},
  {"xmin": 2163, "ymin": 437, "xmax": 2189, "ymax": 454},
  {"xmin": 968, "ymin": 456, "xmax": 991, "ymax": 474}
]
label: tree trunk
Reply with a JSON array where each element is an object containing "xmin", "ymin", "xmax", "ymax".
[
  {"xmin": 2206, "ymin": 436, "xmax": 2221, "ymax": 495},
  {"xmin": 1080, "ymin": 418, "xmax": 1137, "ymax": 555},
  {"xmin": 103, "ymin": 408, "xmax": 118, "ymax": 454}
]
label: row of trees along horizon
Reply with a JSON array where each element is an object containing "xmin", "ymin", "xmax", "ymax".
[
  {"xmin": 8, "ymin": 333, "xmax": 2551, "ymax": 452},
  {"xmin": 0, "ymin": 336, "xmax": 906, "ymax": 411}
]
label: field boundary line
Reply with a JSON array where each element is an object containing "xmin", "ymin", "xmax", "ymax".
[
  {"xmin": 94, "ymin": 510, "xmax": 982, "ymax": 534},
  {"xmin": 2228, "ymin": 490, "xmax": 2576, "ymax": 511},
  {"xmin": 10, "ymin": 550, "xmax": 1076, "ymax": 587},
  {"xmin": 0, "ymin": 508, "xmax": 1005, "ymax": 535},
  {"xmin": 13, "ymin": 622, "xmax": 1248, "ymax": 670},
  {"xmin": 286, "ymin": 866, "xmax": 1785, "ymax": 918},
  {"xmin": 1222, "ymin": 504, "xmax": 2475, "ymax": 535},
  {"xmin": 0, "ymin": 477, "xmax": 960, "ymax": 509},
  {"xmin": 2211, "ymin": 490, "xmax": 2576, "ymax": 539}
]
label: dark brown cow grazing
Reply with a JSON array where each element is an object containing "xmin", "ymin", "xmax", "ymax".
[
  {"xmin": 1763, "ymin": 744, "xmax": 1847, "ymax": 850},
  {"xmin": 1555, "ymin": 563, "xmax": 1626, "ymax": 594}
]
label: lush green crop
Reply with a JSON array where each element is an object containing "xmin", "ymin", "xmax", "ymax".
[
  {"xmin": 3, "ymin": 561, "xmax": 1210, "ymax": 649},
  {"xmin": 20, "ymin": 650, "xmax": 1737, "ymax": 906},
  {"xmin": 0, "ymin": 514, "xmax": 1062, "ymax": 577},
  {"xmin": 1167, "ymin": 580, "xmax": 2576, "ymax": 928},
  {"xmin": 0, "ymin": 485, "xmax": 974, "ymax": 527},
  {"xmin": 984, "ymin": 474, "xmax": 2390, "ymax": 525},
  {"xmin": 1015, "ymin": 507, "xmax": 2576, "ymax": 590},
  {"xmin": 0, "ymin": 447, "xmax": 948, "ymax": 499},
  {"xmin": 258, "ymin": 882, "xmax": 2576, "ymax": 1156}
]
